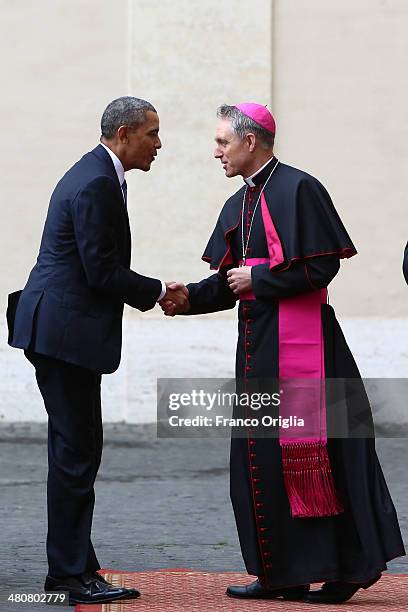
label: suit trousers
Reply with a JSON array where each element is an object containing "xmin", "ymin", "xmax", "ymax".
[{"xmin": 25, "ymin": 351, "xmax": 102, "ymax": 577}]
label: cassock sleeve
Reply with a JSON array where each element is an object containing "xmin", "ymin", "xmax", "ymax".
[
  {"xmin": 185, "ymin": 270, "xmax": 237, "ymax": 315},
  {"xmin": 72, "ymin": 176, "xmax": 162, "ymax": 311},
  {"xmin": 251, "ymin": 255, "xmax": 340, "ymax": 300},
  {"xmin": 403, "ymin": 242, "xmax": 408, "ymax": 285}
]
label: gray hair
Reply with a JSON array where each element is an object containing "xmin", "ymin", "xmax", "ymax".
[
  {"xmin": 101, "ymin": 96, "xmax": 156, "ymax": 139},
  {"xmin": 217, "ymin": 104, "xmax": 274, "ymax": 150}
]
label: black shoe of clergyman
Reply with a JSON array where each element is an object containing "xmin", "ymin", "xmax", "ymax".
[
  {"xmin": 303, "ymin": 574, "xmax": 381, "ymax": 604},
  {"xmin": 226, "ymin": 578, "xmax": 310, "ymax": 600},
  {"xmin": 44, "ymin": 572, "xmax": 141, "ymax": 606}
]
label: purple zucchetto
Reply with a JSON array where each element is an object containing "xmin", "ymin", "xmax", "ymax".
[{"xmin": 235, "ymin": 102, "xmax": 276, "ymax": 134}]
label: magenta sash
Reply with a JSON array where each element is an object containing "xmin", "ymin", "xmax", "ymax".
[{"xmin": 242, "ymin": 193, "xmax": 343, "ymax": 518}]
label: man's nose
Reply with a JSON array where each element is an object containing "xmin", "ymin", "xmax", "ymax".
[
  {"xmin": 156, "ymin": 137, "xmax": 162, "ymax": 149},
  {"xmin": 214, "ymin": 147, "xmax": 221, "ymax": 158}
]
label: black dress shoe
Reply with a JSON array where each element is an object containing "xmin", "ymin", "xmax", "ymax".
[
  {"xmin": 44, "ymin": 572, "xmax": 140, "ymax": 606},
  {"xmin": 304, "ymin": 574, "xmax": 381, "ymax": 604},
  {"xmin": 226, "ymin": 578, "xmax": 310, "ymax": 600}
]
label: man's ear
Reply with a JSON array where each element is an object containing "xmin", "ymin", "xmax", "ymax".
[
  {"xmin": 117, "ymin": 125, "xmax": 129, "ymax": 144},
  {"xmin": 246, "ymin": 133, "xmax": 256, "ymax": 152}
]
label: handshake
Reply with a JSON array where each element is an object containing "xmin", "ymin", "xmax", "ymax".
[
  {"xmin": 159, "ymin": 282, "xmax": 190, "ymax": 316},
  {"xmin": 158, "ymin": 267, "xmax": 252, "ymax": 316}
]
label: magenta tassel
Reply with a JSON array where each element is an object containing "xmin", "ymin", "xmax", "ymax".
[{"xmin": 281, "ymin": 441, "xmax": 344, "ymax": 518}]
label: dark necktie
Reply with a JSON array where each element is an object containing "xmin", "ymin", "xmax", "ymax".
[{"xmin": 121, "ymin": 179, "xmax": 127, "ymax": 208}]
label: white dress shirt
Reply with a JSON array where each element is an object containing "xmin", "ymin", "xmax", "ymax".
[{"xmin": 100, "ymin": 142, "xmax": 166, "ymax": 301}]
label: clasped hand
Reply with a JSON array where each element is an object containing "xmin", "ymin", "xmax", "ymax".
[
  {"xmin": 159, "ymin": 282, "xmax": 190, "ymax": 316},
  {"xmin": 159, "ymin": 267, "xmax": 252, "ymax": 317},
  {"xmin": 227, "ymin": 266, "xmax": 252, "ymax": 295}
]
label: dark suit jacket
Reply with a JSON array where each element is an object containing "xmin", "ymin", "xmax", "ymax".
[
  {"xmin": 7, "ymin": 144, "xmax": 162, "ymax": 373},
  {"xmin": 403, "ymin": 242, "xmax": 408, "ymax": 285}
]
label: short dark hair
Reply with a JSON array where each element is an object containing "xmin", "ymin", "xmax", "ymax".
[
  {"xmin": 217, "ymin": 104, "xmax": 274, "ymax": 150},
  {"xmin": 101, "ymin": 96, "xmax": 156, "ymax": 139}
]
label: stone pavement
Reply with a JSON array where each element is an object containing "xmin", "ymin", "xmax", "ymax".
[{"xmin": 0, "ymin": 423, "xmax": 406, "ymax": 610}]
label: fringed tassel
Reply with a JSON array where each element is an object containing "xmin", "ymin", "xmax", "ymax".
[{"xmin": 281, "ymin": 441, "xmax": 344, "ymax": 518}]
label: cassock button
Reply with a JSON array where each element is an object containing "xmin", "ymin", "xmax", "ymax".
[
  {"xmin": 260, "ymin": 526, "xmax": 267, "ymax": 532},
  {"xmin": 249, "ymin": 440, "xmax": 255, "ymax": 446},
  {"xmin": 265, "ymin": 563, "xmax": 273, "ymax": 569},
  {"xmin": 256, "ymin": 502, "xmax": 264, "ymax": 508},
  {"xmin": 261, "ymin": 538, "xmax": 268, "ymax": 544}
]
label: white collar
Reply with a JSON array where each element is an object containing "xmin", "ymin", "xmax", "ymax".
[
  {"xmin": 100, "ymin": 143, "xmax": 125, "ymax": 186},
  {"xmin": 244, "ymin": 156, "xmax": 275, "ymax": 187}
]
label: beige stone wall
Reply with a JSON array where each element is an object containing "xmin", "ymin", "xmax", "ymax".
[
  {"xmin": 126, "ymin": 0, "xmax": 272, "ymax": 286},
  {"xmin": 1, "ymin": 0, "xmax": 128, "ymax": 303},
  {"xmin": 1, "ymin": 1, "xmax": 407, "ymax": 422},
  {"xmin": 272, "ymin": 0, "xmax": 408, "ymax": 316},
  {"xmin": 1, "ymin": 0, "xmax": 406, "ymax": 318}
]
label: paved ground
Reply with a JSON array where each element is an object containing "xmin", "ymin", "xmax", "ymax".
[{"xmin": 0, "ymin": 423, "xmax": 406, "ymax": 609}]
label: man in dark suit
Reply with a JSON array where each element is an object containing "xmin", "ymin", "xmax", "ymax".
[{"xmin": 7, "ymin": 96, "xmax": 187, "ymax": 606}]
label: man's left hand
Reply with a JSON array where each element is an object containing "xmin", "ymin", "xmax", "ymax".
[{"xmin": 227, "ymin": 266, "xmax": 252, "ymax": 295}]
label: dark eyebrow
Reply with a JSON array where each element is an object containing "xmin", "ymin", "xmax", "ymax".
[{"xmin": 215, "ymin": 137, "xmax": 228, "ymax": 145}]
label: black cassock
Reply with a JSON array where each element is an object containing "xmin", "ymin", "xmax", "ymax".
[{"xmin": 186, "ymin": 158, "xmax": 405, "ymax": 588}]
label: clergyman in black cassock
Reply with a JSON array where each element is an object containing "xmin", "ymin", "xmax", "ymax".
[
  {"xmin": 161, "ymin": 103, "xmax": 405, "ymax": 604},
  {"xmin": 6, "ymin": 97, "xmax": 187, "ymax": 606}
]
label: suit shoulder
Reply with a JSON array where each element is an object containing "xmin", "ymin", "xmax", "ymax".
[{"xmin": 54, "ymin": 154, "xmax": 117, "ymax": 199}]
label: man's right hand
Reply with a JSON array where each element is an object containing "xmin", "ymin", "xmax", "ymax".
[{"xmin": 160, "ymin": 282, "xmax": 190, "ymax": 316}]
